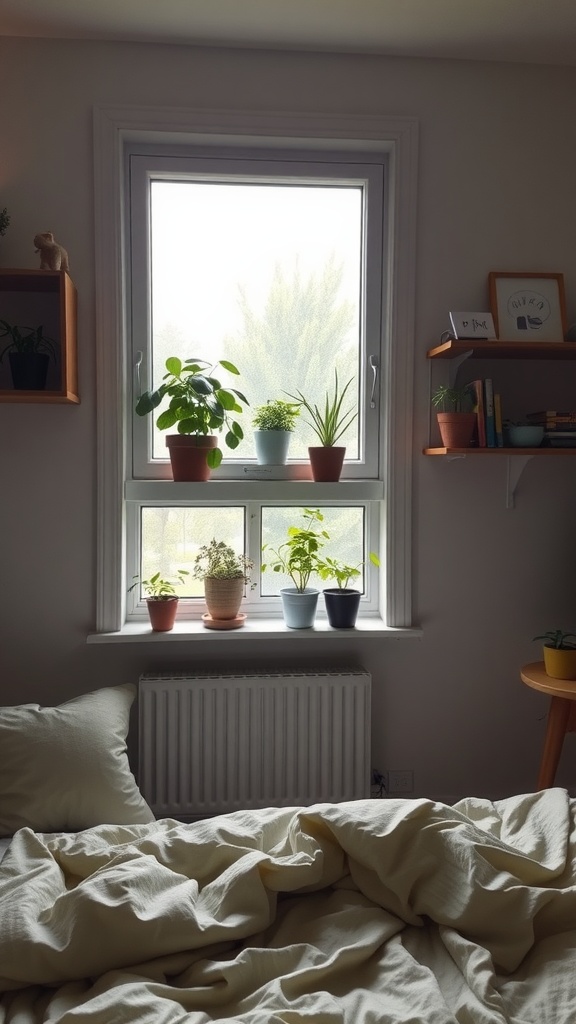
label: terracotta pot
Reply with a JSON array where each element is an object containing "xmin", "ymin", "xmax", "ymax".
[
  {"xmin": 308, "ymin": 446, "xmax": 345, "ymax": 482},
  {"xmin": 204, "ymin": 577, "xmax": 245, "ymax": 620},
  {"xmin": 543, "ymin": 645, "xmax": 576, "ymax": 680},
  {"xmin": 165, "ymin": 435, "xmax": 218, "ymax": 481},
  {"xmin": 436, "ymin": 412, "xmax": 476, "ymax": 449},
  {"xmin": 146, "ymin": 597, "xmax": 178, "ymax": 632}
]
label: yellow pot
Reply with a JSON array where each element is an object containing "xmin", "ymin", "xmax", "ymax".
[{"xmin": 543, "ymin": 645, "xmax": 576, "ymax": 680}]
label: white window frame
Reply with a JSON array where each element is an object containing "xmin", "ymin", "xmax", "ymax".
[
  {"xmin": 128, "ymin": 149, "xmax": 383, "ymax": 480},
  {"xmin": 92, "ymin": 105, "xmax": 418, "ymax": 637}
]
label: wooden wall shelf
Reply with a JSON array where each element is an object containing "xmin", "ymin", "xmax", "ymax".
[
  {"xmin": 427, "ymin": 339, "xmax": 576, "ymax": 360},
  {"xmin": 0, "ymin": 269, "xmax": 79, "ymax": 404}
]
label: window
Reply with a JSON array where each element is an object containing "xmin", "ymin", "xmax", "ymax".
[{"xmin": 93, "ymin": 107, "xmax": 417, "ymax": 634}]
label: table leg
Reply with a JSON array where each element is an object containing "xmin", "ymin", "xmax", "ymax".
[{"xmin": 537, "ymin": 696, "xmax": 572, "ymax": 789}]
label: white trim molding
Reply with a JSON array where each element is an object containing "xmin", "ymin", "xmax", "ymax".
[{"xmin": 93, "ymin": 104, "xmax": 418, "ymax": 634}]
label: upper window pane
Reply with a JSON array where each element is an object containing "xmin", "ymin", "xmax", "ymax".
[{"xmin": 149, "ymin": 178, "xmax": 362, "ymax": 460}]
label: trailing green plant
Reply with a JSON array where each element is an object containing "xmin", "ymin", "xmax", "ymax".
[
  {"xmin": 262, "ymin": 507, "xmax": 330, "ymax": 592},
  {"xmin": 533, "ymin": 629, "xmax": 576, "ymax": 650},
  {"xmin": 431, "ymin": 383, "xmax": 472, "ymax": 413},
  {"xmin": 0, "ymin": 208, "xmax": 10, "ymax": 237},
  {"xmin": 191, "ymin": 539, "xmax": 253, "ymax": 584},
  {"xmin": 135, "ymin": 356, "xmax": 249, "ymax": 469},
  {"xmin": 128, "ymin": 569, "xmax": 189, "ymax": 600},
  {"xmin": 317, "ymin": 550, "xmax": 380, "ymax": 590},
  {"xmin": 285, "ymin": 370, "xmax": 356, "ymax": 447},
  {"xmin": 0, "ymin": 320, "xmax": 57, "ymax": 363},
  {"xmin": 252, "ymin": 398, "xmax": 300, "ymax": 432}
]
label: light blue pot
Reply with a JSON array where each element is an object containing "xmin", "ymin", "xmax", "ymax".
[
  {"xmin": 254, "ymin": 430, "xmax": 292, "ymax": 465},
  {"xmin": 280, "ymin": 587, "xmax": 319, "ymax": 629}
]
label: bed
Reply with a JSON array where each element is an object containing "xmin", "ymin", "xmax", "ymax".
[{"xmin": 1, "ymin": 684, "xmax": 575, "ymax": 1023}]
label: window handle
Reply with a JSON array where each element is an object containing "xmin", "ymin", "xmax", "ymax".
[
  {"xmin": 369, "ymin": 354, "xmax": 379, "ymax": 408},
  {"xmin": 134, "ymin": 351, "xmax": 143, "ymax": 397}
]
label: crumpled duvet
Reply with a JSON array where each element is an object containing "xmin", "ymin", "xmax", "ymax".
[{"xmin": 1, "ymin": 788, "xmax": 575, "ymax": 1023}]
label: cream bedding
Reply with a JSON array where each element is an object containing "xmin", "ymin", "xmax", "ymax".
[{"xmin": 1, "ymin": 789, "xmax": 575, "ymax": 1023}]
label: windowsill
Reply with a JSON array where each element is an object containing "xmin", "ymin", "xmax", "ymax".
[{"xmin": 87, "ymin": 617, "xmax": 423, "ymax": 644}]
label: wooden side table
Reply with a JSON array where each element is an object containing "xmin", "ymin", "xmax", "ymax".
[{"xmin": 521, "ymin": 661, "xmax": 576, "ymax": 788}]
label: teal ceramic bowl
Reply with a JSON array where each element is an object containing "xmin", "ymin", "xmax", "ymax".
[{"xmin": 506, "ymin": 425, "xmax": 544, "ymax": 447}]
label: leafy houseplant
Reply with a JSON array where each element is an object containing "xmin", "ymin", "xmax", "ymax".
[
  {"xmin": 135, "ymin": 356, "xmax": 249, "ymax": 481},
  {"xmin": 252, "ymin": 399, "xmax": 300, "ymax": 466},
  {"xmin": 533, "ymin": 629, "xmax": 576, "ymax": 680},
  {"xmin": 262, "ymin": 507, "xmax": 329, "ymax": 628},
  {"xmin": 431, "ymin": 383, "xmax": 476, "ymax": 449},
  {"xmin": 0, "ymin": 319, "xmax": 57, "ymax": 391},
  {"xmin": 317, "ymin": 551, "xmax": 380, "ymax": 628},
  {"xmin": 128, "ymin": 569, "xmax": 189, "ymax": 632},
  {"xmin": 192, "ymin": 539, "xmax": 254, "ymax": 625},
  {"xmin": 286, "ymin": 371, "xmax": 357, "ymax": 481}
]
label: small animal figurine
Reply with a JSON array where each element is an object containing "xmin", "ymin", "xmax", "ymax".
[{"xmin": 33, "ymin": 232, "xmax": 70, "ymax": 271}]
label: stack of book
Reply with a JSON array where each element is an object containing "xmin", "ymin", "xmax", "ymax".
[
  {"xmin": 467, "ymin": 378, "xmax": 504, "ymax": 447},
  {"xmin": 526, "ymin": 411, "xmax": 576, "ymax": 447}
]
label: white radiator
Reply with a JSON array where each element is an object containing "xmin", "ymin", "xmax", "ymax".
[{"xmin": 138, "ymin": 670, "xmax": 371, "ymax": 820}]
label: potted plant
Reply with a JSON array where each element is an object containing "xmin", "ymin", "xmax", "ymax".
[
  {"xmin": 128, "ymin": 569, "xmax": 189, "ymax": 632},
  {"xmin": 262, "ymin": 507, "xmax": 329, "ymax": 628},
  {"xmin": 431, "ymin": 383, "xmax": 476, "ymax": 449},
  {"xmin": 252, "ymin": 399, "xmax": 300, "ymax": 465},
  {"xmin": 317, "ymin": 550, "xmax": 380, "ymax": 628},
  {"xmin": 285, "ymin": 371, "xmax": 356, "ymax": 481},
  {"xmin": 533, "ymin": 629, "xmax": 576, "ymax": 680},
  {"xmin": 135, "ymin": 356, "xmax": 249, "ymax": 481},
  {"xmin": 0, "ymin": 319, "xmax": 57, "ymax": 391},
  {"xmin": 191, "ymin": 538, "xmax": 254, "ymax": 627}
]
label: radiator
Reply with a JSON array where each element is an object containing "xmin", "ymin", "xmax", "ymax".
[{"xmin": 138, "ymin": 670, "xmax": 371, "ymax": 819}]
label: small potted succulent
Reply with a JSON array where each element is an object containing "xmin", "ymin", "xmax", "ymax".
[
  {"xmin": 0, "ymin": 319, "xmax": 57, "ymax": 391},
  {"xmin": 317, "ymin": 550, "xmax": 380, "ymax": 629},
  {"xmin": 262, "ymin": 507, "xmax": 329, "ymax": 628},
  {"xmin": 135, "ymin": 356, "xmax": 249, "ymax": 481},
  {"xmin": 533, "ymin": 629, "xmax": 576, "ymax": 680},
  {"xmin": 191, "ymin": 538, "xmax": 254, "ymax": 627},
  {"xmin": 252, "ymin": 398, "xmax": 300, "ymax": 465},
  {"xmin": 128, "ymin": 569, "xmax": 189, "ymax": 632},
  {"xmin": 431, "ymin": 383, "xmax": 476, "ymax": 449},
  {"xmin": 285, "ymin": 370, "xmax": 356, "ymax": 481}
]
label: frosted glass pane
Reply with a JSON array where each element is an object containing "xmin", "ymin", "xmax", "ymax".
[
  {"xmin": 140, "ymin": 507, "xmax": 245, "ymax": 598},
  {"xmin": 261, "ymin": 506, "xmax": 365, "ymax": 596},
  {"xmin": 150, "ymin": 180, "xmax": 362, "ymax": 460}
]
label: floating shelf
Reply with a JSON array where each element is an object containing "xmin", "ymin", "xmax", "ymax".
[{"xmin": 426, "ymin": 339, "xmax": 576, "ymax": 360}]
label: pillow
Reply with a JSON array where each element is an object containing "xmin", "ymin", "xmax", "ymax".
[{"xmin": 0, "ymin": 684, "xmax": 154, "ymax": 836}]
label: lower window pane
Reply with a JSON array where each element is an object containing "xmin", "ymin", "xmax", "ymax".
[
  {"xmin": 140, "ymin": 507, "xmax": 245, "ymax": 598},
  {"xmin": 261, "ymin": 506, "xmax": 365, "ymax": 596}
]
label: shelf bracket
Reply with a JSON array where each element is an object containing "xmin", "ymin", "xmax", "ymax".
[{"xmin": 506, "ymin": 454, "xmax": 534, "ymax": 509}]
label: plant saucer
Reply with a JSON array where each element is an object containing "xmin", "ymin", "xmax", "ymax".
[{"xmin": 202, "ymin": 612, "xmax": 247, "ymax": 630}]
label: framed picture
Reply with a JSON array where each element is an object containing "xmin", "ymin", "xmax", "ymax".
[{"xmin": 488, "ymin": 272, "xmax": 567, "ymax": 342}]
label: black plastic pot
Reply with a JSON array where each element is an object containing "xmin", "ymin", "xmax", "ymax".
[
  {"xmin": 9, "ymin": 352, "xmax": 50, "ymax": 390},
  {"xmin": 323, "ymin": 588, "xmax": 361, "ymax": 629}
]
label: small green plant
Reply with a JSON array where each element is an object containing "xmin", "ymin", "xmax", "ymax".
[
  {"xmin": 191, "ymin": 539, "xmax": 253, "ymax": 584},
  {"xmin": 252, "ymin": 399, "xmax": 300, "ymax": 431},
  {"xmin": 533, "ymin": 629, "xmax": 576, "ymax": 650},
  {"xmin": 317, "ymin": 551, "xmax": 380, "ymax": 589},
  {"xmin": 128, "ymin": 569, "xmax": 189, "ymax": 600},
  {"xmin": 0, "ymin": 208, "xmax": 10, "ymax": 237},
  {"xmin": 262, "ymin": 507, "xmax": 330, "ymax": 592},
  {"xmin": 285, "ymin": 370, "xmax": 356, "ymax": 447},
  {"xmin": 0, "ymin": 320, "xmax": 57, "ymax": 363},
  {"xmin": 431, "ymin": 384, "xmax": 472, "ymax": 412},
  {"xmin": 135, "ymin": 356, "xmax": 249, "ymax": 469}
]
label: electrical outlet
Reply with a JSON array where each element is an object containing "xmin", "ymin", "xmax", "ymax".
[{"xmin": 387, "ymin": 769, "xmax": 414, "ymax": 794}]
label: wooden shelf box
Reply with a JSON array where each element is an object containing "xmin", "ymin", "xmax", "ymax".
[{"xmin": 0, "ymin": 269, "xmax": 79, "ymax": 403}]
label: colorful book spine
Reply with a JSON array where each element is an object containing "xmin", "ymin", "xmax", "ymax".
[
  {"xmin": 484, "ymin": 378, "xmax": 496, "ymax": 447},
  {"xmin": 494, "ymin": 393, "xmax": 504, "ymax": 447},
  {"xmin": 468, "ymin": 379, "xmax": 486, "ymax": 447}
]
